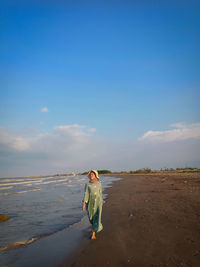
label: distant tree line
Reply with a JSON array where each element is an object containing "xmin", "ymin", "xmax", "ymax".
[
  {"xmin": 160, "ymin": 167, "xmax": 200, "ymax": 172},
  {"xmin": 81, "ymin": 167, "xmax": 200, "ymax": 175},
  {"xmin": 129, "ymin": 168, "xmax": 152, "ymax": 174}
]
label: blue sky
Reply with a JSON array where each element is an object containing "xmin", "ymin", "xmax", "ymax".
[{"xmin": 0, "ymin": 1, "xmax": 200, "ymax": 177}]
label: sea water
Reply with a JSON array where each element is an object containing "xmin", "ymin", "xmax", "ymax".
[{"xmin": 0, "ymin": 174, "xmax": 120, "ymax": 266}]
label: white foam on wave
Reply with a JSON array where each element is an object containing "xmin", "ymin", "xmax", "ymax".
[
  {"xmin": 0, "ymin": 176, "xmax": 53, "ymax": 183},
  {"xmin": 42, "ymin": 178, "xmax": 69, "ymax": 184},
  {"xmin": 0, "ymin": 186, "xmax": 13, "ymax": 190},
  {"xmin": 75, "ymin": 178, "xmax": 86, "ymax": 182},
  {"xmin": 0, "ymin": 237, "xmax": 40, "ymax": 251},
  {"xmin": 0, "ymin": 176, "xmax": 70, "ymax": 187},
  {"xmin": 0, "ymin": 179, "xmax": 44, "ymax": 187},
  {"xmin": 0, "ymin": 188, "xmax": 41, "ymax": 196},
  {"xmin": 29, "ymin": 177, "xmax": 70, "ymax": 187},
  {"xmin": 53, "ymin": 183, "xmax": 68, "ymax": 187}
]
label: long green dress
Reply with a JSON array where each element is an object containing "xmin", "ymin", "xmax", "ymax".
[{"xmin": 83, "ymin": 181, "xmax": 103, "ymax": 233}]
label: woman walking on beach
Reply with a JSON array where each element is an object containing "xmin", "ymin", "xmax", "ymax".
[{"xmin": 82, "ymin": 170, "xmax": 103, "ymax": 240}]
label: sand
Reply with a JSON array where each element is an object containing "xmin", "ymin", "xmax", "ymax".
[{"xmin": 59, "ymin": 172, "xmax": 200, "ymax": 267}]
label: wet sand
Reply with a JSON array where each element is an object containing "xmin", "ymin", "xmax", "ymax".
[{"xmin": 60, "ymin": 173, "xmax": 200, "ymax": 267}]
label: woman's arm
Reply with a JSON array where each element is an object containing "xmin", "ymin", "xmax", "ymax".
[
  {"xmin": 82, "ymin": 183, "xmax": 89, "ymax": 211},
  {"xmin": 99, "ymin": 183, "xmax": 103, "ymax": 204}
]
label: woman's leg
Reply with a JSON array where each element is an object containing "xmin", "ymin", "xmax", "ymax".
[{"xmin": 96, "ymin": 204, "xmax": 103, "ymax": 232}]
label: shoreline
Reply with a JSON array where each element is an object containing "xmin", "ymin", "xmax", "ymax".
[{"xmin": 60, "ymin": 172, "xmax": 200, "ymax": 267}]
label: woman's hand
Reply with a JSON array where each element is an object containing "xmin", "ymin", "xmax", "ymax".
[{"xmin": 82, "ymin": 201, "xmax": 85, "ymax": 211}]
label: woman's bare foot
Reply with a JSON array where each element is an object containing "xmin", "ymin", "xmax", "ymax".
[{"xmin": 91, "ymin": 230, "xmax": 96, "ymax": 240}]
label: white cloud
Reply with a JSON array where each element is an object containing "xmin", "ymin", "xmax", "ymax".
[
  {"xmin": 0, "ymin": 127, "xmax": 30, "ymax": 151},
  {"xmin": 0, "ymin": 124, "xmax": 95, "ymax": 154},
  {"xmin": 0, "ymin": 124, "xmax": 111, "ymax": 177},
  {"xmin": 54, "ymin": 124, "xmax": 91, "ymax": 137},
  {"xmin": 138, "ymin": 122, "xmax": 200, "ymax": 143},
  {"xmin": 0, "ymin": 123, "xmax": 200, "ymax": 177},
  {"xmin": 41, "ymin": 107, "xmax": 48, "ymax": 113},
  {"xmin": 88, "ymin": 128, "xmax": 96, "ymax": 133}
]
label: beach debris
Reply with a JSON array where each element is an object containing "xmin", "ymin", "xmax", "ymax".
[
  {"xmin": 0, "ymin": 214, "xmax": 10, "ymax": 222},
  {"xmin": 186, "ymin": 237, "xmax": 195, "ymax": 243},
  {"xmin": 169, "ymin": 256, "xmax": 180, "ymax": 265},
  {"xmin": 80, "ymin": 249, "xmax": 85, "ymax": 254},
  {"xmin": 193, "ymin": 250, "xmax": 200, "ymax": 256}
]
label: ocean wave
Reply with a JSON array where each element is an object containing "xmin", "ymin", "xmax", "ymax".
[
  {"xmin": 74, "ymin": 177, "xmax": 86, "ymax": 181},
  {"xmin": 0, "ymin": 179, "xmax": 44, "ymax": 187},
  {"xmin": 0, "ymin": 176, "xmax": 50, "ymax": 183},
  {"xmin": 0, "ymin": 188, "xmax": 41, "ymax": 196},
  {"xmin": 0, "ymin": 214, "xmax": 84, "ymax": 251},
  {"xmin": 0, "ymin": 186, "xmax": 13, "ymax": 190},
  {"xmin": 38, "ymin": 178, "xmax": 69, "ymax": 185},
  {"xmin": 0, "ymin": 237, "xmax": 40, "ymax": 251},
  {"xmin": 0, "ymin": 177, "xmax": 70, "ymax": 187}
]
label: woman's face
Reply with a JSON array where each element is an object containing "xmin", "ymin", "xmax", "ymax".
[{"xmin": 89, "ymin": 171, "xmax": 97, "ymax": 182}]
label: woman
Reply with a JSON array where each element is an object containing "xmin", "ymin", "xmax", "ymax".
[{"xmin": 82, "ymin": 169, "xmax": 103, "ymax": 240}]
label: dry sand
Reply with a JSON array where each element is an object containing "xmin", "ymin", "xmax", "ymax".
[{"xmin": 60, "ymin": 173, "xmax": 200, "ymax": 267}]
